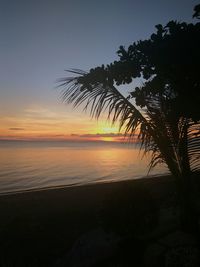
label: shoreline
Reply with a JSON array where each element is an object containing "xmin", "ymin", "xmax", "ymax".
[{"xmin": 0, "ymin": 172, "xmax": 170, "ymax": 197}]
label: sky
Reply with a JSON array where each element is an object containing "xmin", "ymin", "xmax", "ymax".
[{"xmin": 0, "ymin": 0, "xmax": 198, "ymax": 141}]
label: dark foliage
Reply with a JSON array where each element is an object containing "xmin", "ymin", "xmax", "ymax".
[
  {"xmin": 59, "ymin": 6, "xmax": 200, "ymax": 232},
  {"xmin": 59, "ymin": 20, "xmax": 200, "ymax": 176},
  {"xmin": 193, "ymin": 4, "xmax": 200, "ymax": 19}
]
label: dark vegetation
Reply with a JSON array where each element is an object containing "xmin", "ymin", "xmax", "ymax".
[{"xmin": 60, "ymin": 4, "xmax": 200, "ymax": 234}]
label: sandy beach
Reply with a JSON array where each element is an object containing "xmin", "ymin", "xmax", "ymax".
[
  {"xmin": 1, "ymin": 173, "xmax": 200, "ymax": 266},
  {"xmin": 0, "ymin": 174, "xmax": 181, "ymax": 266}
]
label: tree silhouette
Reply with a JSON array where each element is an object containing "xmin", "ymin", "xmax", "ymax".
[
  {"xmin": 193, "ymin": 4, "xmax": 200, "ymax": 19},
  {"xmin": 59, "ymin": 13, "xmax": 200, "ymax": 232}
]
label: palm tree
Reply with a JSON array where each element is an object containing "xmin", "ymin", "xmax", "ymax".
[{"xmin": 59, "ymin": 20, "xmax": 200, "ymax": 233}]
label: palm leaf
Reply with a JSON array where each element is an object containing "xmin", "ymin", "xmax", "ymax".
[
  {"xmin": 58, "ymin": 71, "xmax": 161, "ymax": 168},
  {"xmin": 58, "ymin": 69, "xmax": 200, "ymax": 176}
]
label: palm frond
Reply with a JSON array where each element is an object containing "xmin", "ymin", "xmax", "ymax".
[
  {"xmin": 58, "ymin": 70, "xmax": 152, "ymax": 139},
  {"xmin": 58, "ymin": 71, "xmax": 170, "ymax": 171},
  {"xmin": 58, "ymin": 70, "xmax": 200, "ymax": 177}
]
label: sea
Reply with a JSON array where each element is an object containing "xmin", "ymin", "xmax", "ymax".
[{"xmin": 0, "ymin": 140, "xmax": 168, "ymax": 195}]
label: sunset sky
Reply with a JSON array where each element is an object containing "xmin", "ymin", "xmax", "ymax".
[{"xmin": 0, "ymin": 0, "xmax": 198, "ymax": 142}]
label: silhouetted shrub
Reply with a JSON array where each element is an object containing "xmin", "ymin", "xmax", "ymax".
[{"xmin": 165, "ymin": 246, "xmax": 200, "ymax": 267}]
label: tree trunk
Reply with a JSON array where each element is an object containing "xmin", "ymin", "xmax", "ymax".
[
  {"xmin": 178, "ymin": 120, "xmax": 199, "ymax": 235},
  {"xmin": 178, "ymin": 173, "xmax": 199, "ymax": 234}
]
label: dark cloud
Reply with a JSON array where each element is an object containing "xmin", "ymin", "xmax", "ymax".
[
  {"xmin": 72, "ymin": 133, "xmax": 124, "ymax": 138},
  {"xmin": 9, "ymin": 128, "xmax": 25, "ymax": 131}
]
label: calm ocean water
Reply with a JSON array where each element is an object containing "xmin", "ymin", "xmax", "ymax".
[{"xmin": 0, "ymin": 140, "xmax": 168, "ymax": 194}]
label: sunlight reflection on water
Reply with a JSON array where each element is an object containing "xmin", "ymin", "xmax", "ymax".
[{"xmin": 0, "ymin": 141, "xmax": 168, "ymax": 194}]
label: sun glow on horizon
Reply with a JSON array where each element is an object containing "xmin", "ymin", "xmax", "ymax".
[
  {"xmin": 98, "ymin": 136, "xmax": 114, "ymax": 142},
  {"xmin": 93, "ymin": 121, "xmax": 120, "ymax": 135},
  {"xmin": 0, "ymin": 106, "xmax": 124, "ymax": 142}
]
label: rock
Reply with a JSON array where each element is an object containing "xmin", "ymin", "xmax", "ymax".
[
  {"xmin": 165, "ymin": 246, "xmax": 200, "ymax": 267},
  {"xmin": 159, "ymin": 231, "xmax": 197, "ymax": 248},
  {"xmin": 143, "ymin": 230, "xmax": 199, "ymax": 267},
  {"xmin": 56, "ymin": 227, "xmax": 120, "ymax": 267},
  {"xmin": 144, "ymin": 243, "xmax": 166, "ymax": 267}
]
